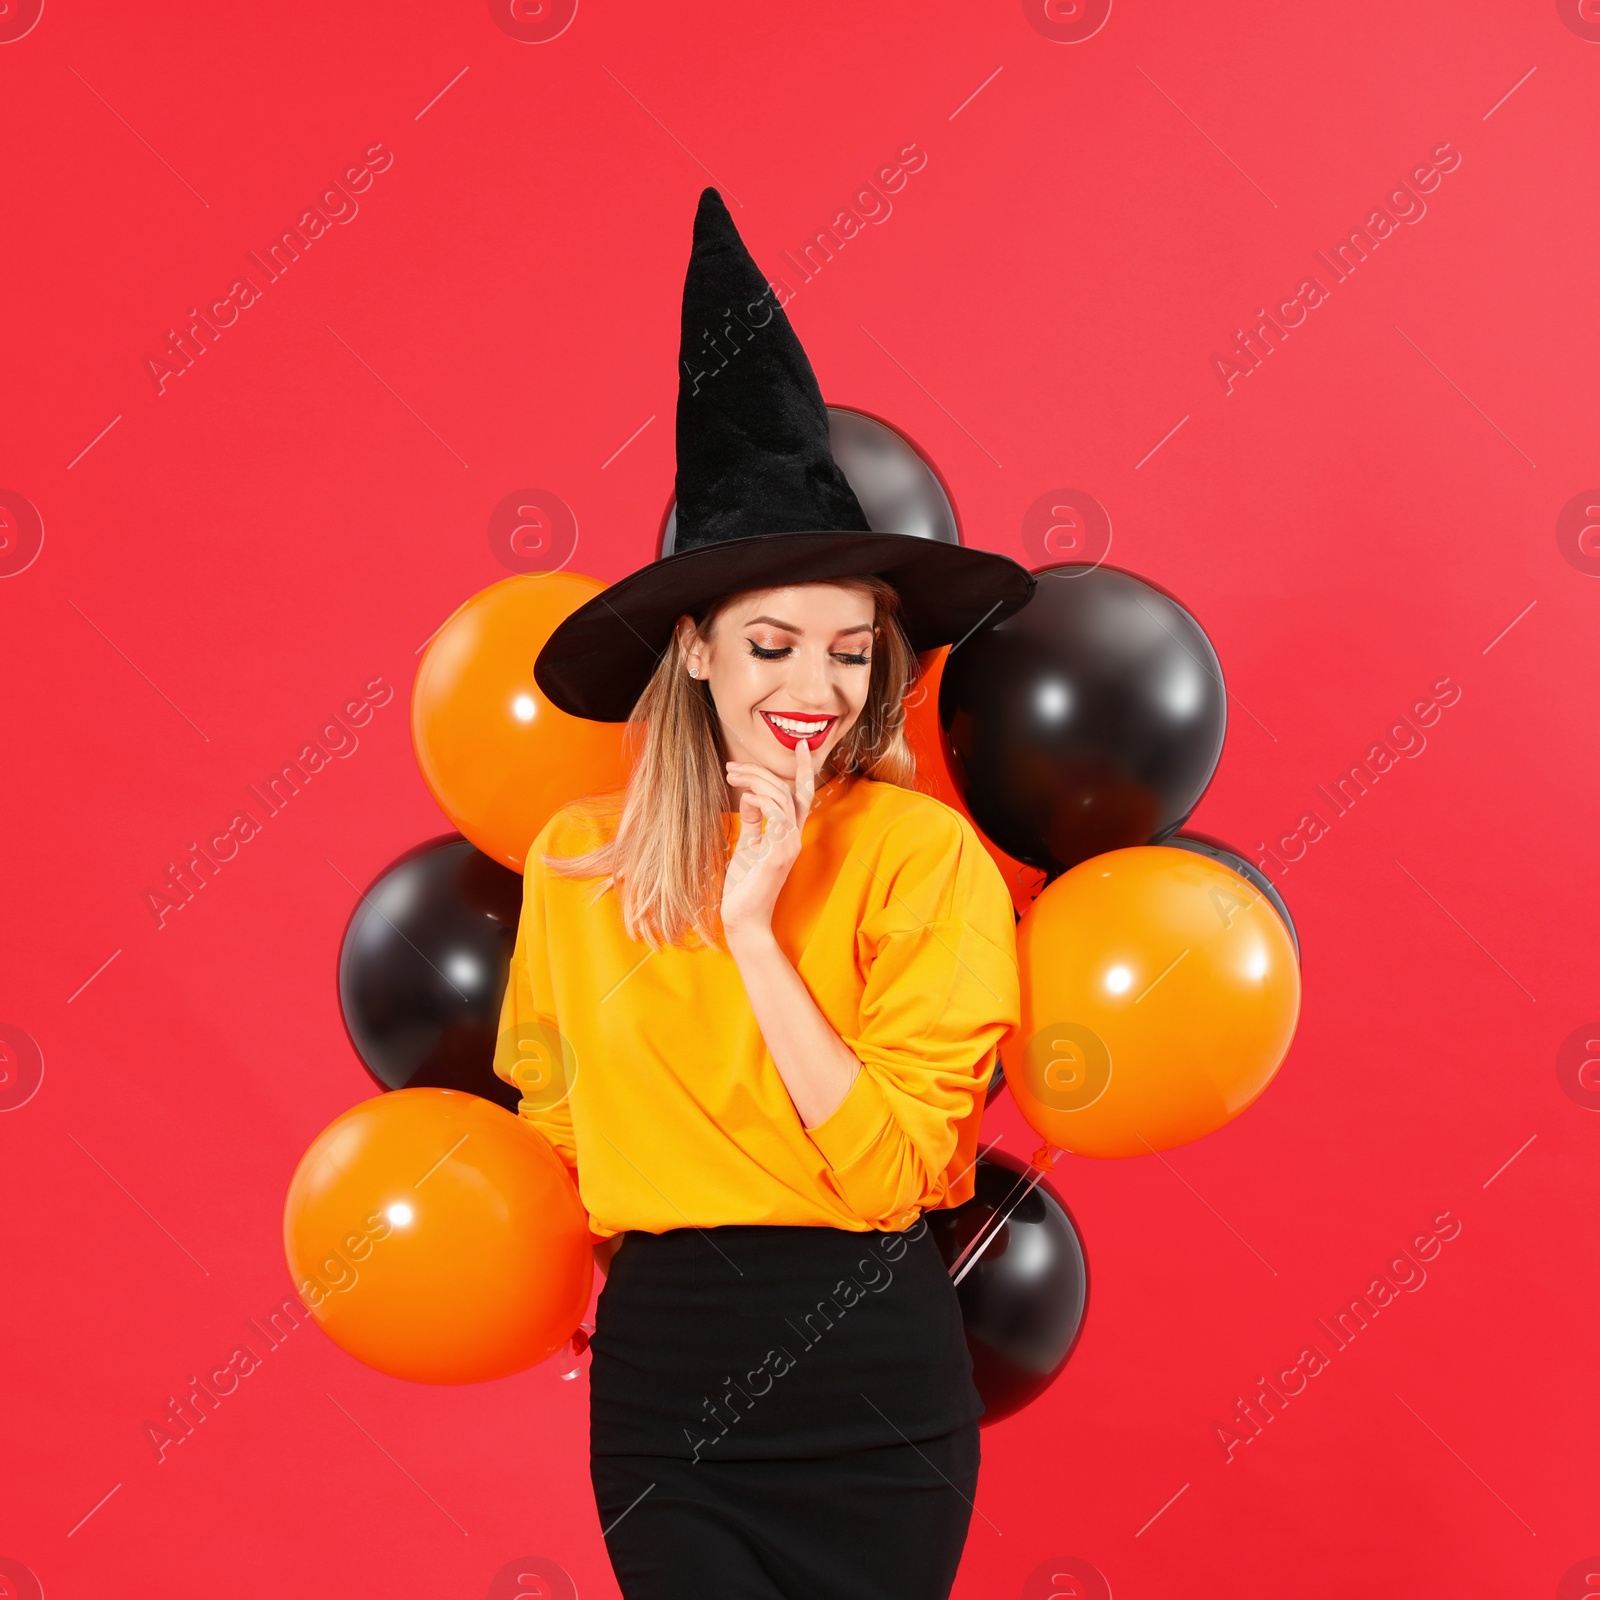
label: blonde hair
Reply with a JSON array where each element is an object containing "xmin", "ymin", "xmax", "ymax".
[{"xmin": 543, "ymin": 576, "xmax": 922, "ymax": 952}]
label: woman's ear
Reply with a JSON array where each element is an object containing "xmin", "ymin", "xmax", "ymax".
[{"xmin": 672, "ymin": 617, "xmax": 696, "ymax": 673}]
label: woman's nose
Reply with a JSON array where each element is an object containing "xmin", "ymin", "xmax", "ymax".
[{"xmin": 788, "ymin": 648, "xmax": 835, "ymax": 704}]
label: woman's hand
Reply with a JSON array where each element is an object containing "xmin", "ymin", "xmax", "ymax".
[
  {"xmin": 722, "ymin": 734, "xmax": 817, "ymax": 948},
  {"xmin": 593, "ymin": 1234, "xmax": 623, "ymax": 1275}
]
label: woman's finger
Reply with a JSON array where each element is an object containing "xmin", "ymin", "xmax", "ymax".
[
  {"xmin": 733, "ymin": 791, "xmax": 798, "ymax": 858},
  {"xmin": 734, "ymin": 788, "xmax": 781, "ymax": 838},
  {"xmin": 792, "ymin": 734, "xmax": 816, "ymax": 818},
  {"xmin": 727, "ymin": 760, "xmax": 792, "ymax": 808},
  {"xmin": 727, "ymin": 762, "xmax": 798, "ymax": 830}
]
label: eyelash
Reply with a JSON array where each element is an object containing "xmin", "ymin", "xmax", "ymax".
[{"xmin": 747, "ymin": 642, "xmax": 870, "ymax": 666}]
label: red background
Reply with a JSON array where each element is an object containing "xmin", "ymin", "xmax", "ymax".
[{"xmin": 4, "ymin": 1, "xmax": 1598, "ymax": 1595}]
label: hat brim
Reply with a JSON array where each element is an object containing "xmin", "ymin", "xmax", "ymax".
[{"xmin": 533, "ymin": 530, "xmax": 1036, "ymax": 722}]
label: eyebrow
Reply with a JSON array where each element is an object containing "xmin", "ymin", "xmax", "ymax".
[{"xmin": 742, "ymin": 614, "xmax": 874, "ymax": 637}]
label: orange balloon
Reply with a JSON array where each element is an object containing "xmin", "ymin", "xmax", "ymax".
[
  {"xmin": 904, "ymin": 646, "xmax": 1046, "ymax": 918},
  {"xmin": 413, "ymin": 573, "xmax": 631, "ymax": 871},
  {"xmin": 1001, "ymin": 846, "xmax": 1300, "ymax": 1159},
  {"xmin": 283, "ymin": 1088, "xmax": 592, "ymax": 1383}
]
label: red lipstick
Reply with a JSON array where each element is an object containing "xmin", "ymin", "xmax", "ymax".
[{"xmin": 759, "ymin": 710, "xmax": 837, "ymax": 750}]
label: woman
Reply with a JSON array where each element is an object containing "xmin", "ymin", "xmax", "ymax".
[{"xmin": 493, "ymin": 188, "xmax": 1036, "ymax": 1599}]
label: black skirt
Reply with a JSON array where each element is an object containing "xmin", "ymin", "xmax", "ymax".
[{"xmin": 588, "ymin": 1220, "xmax": 984, "ymax": 1600}]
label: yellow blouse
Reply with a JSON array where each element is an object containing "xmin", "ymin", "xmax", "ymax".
[{"xmin": 491, "ymin": 772, "xmax": 1021, "ymax": 1239}]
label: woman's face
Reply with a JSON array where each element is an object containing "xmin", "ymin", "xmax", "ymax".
[{"xmin": 677, "ymin": 582, "xmax": 878, "ymax": 787}]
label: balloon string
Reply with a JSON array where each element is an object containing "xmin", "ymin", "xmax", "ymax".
[{"xmin": 949, "ymin": 1164, "xmax": 1049, "ymax": 1289}]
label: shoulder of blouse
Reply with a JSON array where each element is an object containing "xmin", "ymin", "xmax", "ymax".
[
  {"xmin": 848, "ymin": 779, "xmax": 1012, "ymax": 937},
  {"xmin": 522, "ymin": 792, "xmax": 624, "ymax": 879},
  {"xmin": 852, "ymin": 778, "xmax": 974, "ymax": 860}
]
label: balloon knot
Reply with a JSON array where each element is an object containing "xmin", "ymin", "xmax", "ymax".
[{"xmin": 1032, "ymin": 1141, "xmax": 1056, "ymax": 1170}]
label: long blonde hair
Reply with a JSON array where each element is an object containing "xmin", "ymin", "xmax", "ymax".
[{"xmin": 543, "ymin": 576, "xmax": 922, "ymax": 952}]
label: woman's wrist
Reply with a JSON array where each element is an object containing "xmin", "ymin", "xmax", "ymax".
[{"xmin": 724, "ymin": 922, "xmax": 779, "ymax": 961}]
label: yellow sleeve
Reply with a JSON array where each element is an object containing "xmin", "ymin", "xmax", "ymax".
[
  {"xmin": 491, "ymin": 822, "xmax": 584, "ymax": 1206},
  {"xmin": 803, "ymin": 807, "xmax": 1021, "ymax": 1226}
]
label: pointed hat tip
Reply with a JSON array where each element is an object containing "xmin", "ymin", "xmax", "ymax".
[{"xmin": 694, "ymin": 186, "xmax": 729, "ymax": 231}]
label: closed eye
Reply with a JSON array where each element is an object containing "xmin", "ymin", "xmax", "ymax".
[{"xmin": 747, "ymin": 642, "xmax": 870, "ymax": 666}]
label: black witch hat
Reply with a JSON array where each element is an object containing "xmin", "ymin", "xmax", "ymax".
[{"xmin": 533, "ymin": 187, "xmax": 1036, "ymax": 723}]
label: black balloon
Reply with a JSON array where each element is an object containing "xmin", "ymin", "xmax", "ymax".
[
  {"xmin": 939, "ymin": 563, "xmax": 1227, "ymax": 879},
  {"xmin": 924, "ymin": 1150, "xmax": 1088, "ymax": 1425},
  {"xmin": 1165, "ymin": 831, "xmax": 1301, "ymax": 963},
  {"xmin": 337, "ymin": 834, "xmax": 523, "ymax": 1110}
]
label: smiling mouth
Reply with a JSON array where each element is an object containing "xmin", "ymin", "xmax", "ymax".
[{"xmin": 760, "ymin": 711, "xmax": 837, "ymax": 749}]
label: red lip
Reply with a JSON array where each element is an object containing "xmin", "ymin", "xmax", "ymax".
[{"xmin": 759, "ymin": 710, "xmax": 837, "ymax": 750}]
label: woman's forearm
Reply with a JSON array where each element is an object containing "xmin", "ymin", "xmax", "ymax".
[{"xmin": 727, "ymin": 928, "xmax": 860, "ymax": 1129}]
